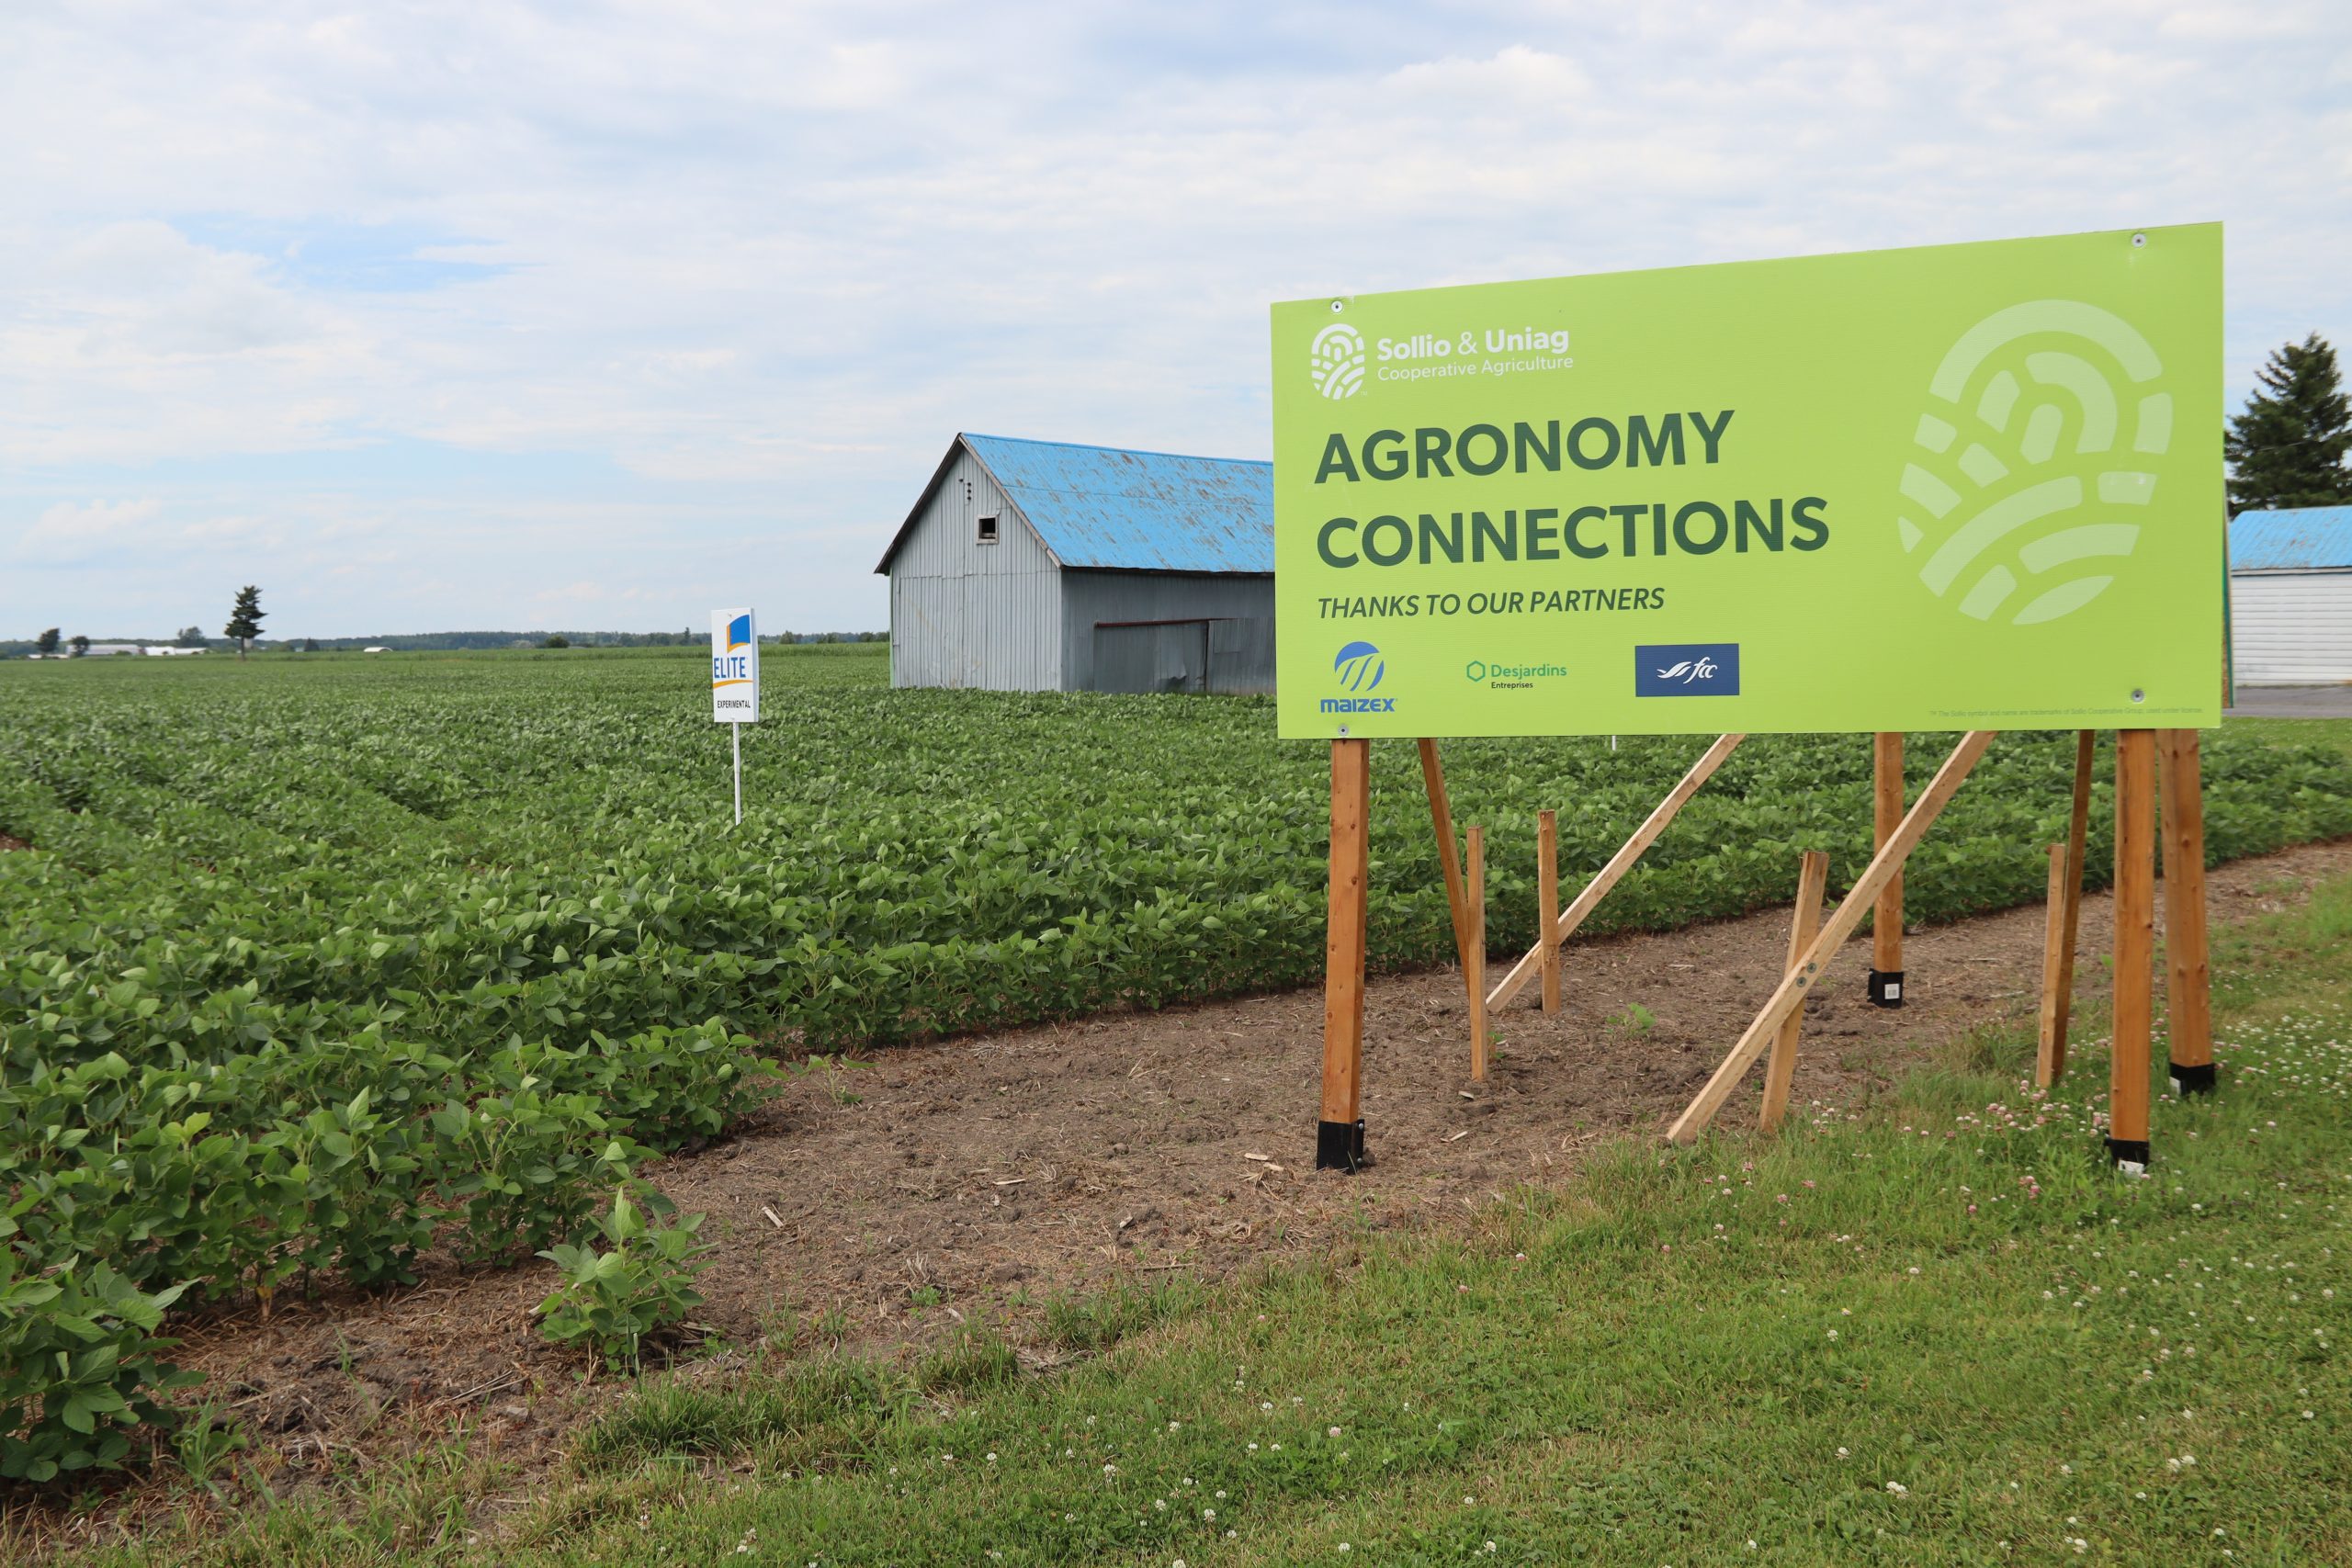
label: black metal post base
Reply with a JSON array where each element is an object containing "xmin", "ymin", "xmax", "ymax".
[
  {"xmin": 1867, "ymin": 968, "xmax": 1905, "ymax": 1009},
  {"xmin": 1316, "ymin": 1118, "xmax": 1368, "ymax": 1172},
  {"xmin": 2169, "ymin": 1061, "xmax": 2217, "ymax": 1097},
  {"xmin": 2106, "ymin": 1136, "xmax": 2151, "ymax": 1172}
]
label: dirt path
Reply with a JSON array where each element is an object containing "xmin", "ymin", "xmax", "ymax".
[{"xmin": 168, "ymin": 838, "xmax": 2351, "ymax": 1476}]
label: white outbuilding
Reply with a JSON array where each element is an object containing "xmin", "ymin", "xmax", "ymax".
[
  {"xmin": 873, "ymin": 434, "xmax": 1274, "ymax": 694},
  {"xmin": 2229, "ymin": 504, "xmax": 2352, "ymax": 685}
]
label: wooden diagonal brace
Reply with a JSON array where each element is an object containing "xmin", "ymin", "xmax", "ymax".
[
  {"xmin": 1667, "ymin": 730, "xmax": 1997, "ymax": 1145},
  {"xmin": 1418, "ymin": 739, "xmax": 1477, "ymax": 1016},
  {"xmin": 1486, "ymin": 733, "xmax": 1744, "ymax": 1010}
]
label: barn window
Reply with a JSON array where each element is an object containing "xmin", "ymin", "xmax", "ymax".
[{"xmin": 976, "ymin": 513, "xmax": 1000, "ymax": 545}]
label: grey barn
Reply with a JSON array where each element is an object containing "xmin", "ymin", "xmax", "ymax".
[{"xmin": 875, "ymin": 434, "xmax": 1275, "ymax": 694}]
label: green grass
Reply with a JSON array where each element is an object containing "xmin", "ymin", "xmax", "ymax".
[{"xmin": 50, "ymin": 868, "xmax": 2352, "ymax": 1566}]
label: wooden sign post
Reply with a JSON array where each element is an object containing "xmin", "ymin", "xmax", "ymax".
[
  {"xmin": 1869, "ymin": 733, "xmax": 1906, "ymax": 1007},
  {"xmin": 1466, "ymin": 824, "xmax": 1488, "ymax": 1081},
  {"xmin": 2109, "ymin": 729, "xmax": 2158, "ymax": 1171},
  {"xmin": 1317, "ymin": 739, "xmax": 1372, "ymax": 1171},
  {"xmin": 2161, "ymin": 729, "xmax": 2215, "ymax": 1096},
  {"xmin": 2035, "ymin": 731, "xmax": 2098, "ymax": 1088},
  {"xmin": 1536, "ymin": 809, "xmax": 1562, "ymax": 1015}
]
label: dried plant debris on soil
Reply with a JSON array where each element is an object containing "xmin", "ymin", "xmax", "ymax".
[{"xmin": 139, "ymin": 837, "xmax": 2352, "ymax": 1494}]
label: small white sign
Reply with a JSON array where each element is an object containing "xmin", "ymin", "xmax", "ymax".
[{"xmin": 711, "ymin": 607, "xmax": 758, "ymax": 724}]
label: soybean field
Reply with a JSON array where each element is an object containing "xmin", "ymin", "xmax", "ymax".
[{"xmin": 5, "ymin": 643, "xmax": 2352, "ymax": 1483}]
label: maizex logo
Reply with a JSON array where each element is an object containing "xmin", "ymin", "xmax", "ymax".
[
  {"xmin": 1309, "ymin": 321, "xmax": 1366, "ymax": 400},
  {"xmin": 1635, "ymin": 642, "xmax": 1740, "ymax": 697},
  {"xmin": 1322, "ymin": 640, "xmax": 1395, "ymax": 712}
]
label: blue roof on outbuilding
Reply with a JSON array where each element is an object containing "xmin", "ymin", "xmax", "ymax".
[
  {"xmin": 2231, "ymin": 504, "xmax": 2352, "ymax": 572},
  {"xmin": 876, "ymin": 434, "xmax": 1272, "ymax": 575}
]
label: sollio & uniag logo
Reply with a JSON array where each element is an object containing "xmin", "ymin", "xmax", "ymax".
[
  {"xmin": 1322, "ymin": 640, "xmax": 1394, "ymax": 712},
  {"xmin": 1310, "ymin": 321, "xmax": 1366, "ymax": 400}
]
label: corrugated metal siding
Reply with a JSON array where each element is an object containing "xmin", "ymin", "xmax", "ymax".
[
  {"xmin": 1092, "ymin": 622, "xmax": 1212, "ymax": 694},
  {"xmin": 888, "ymin": 450, "xmax": 1063, "ymax": 690},
  {"xmin": 1206, "ymin": 617, "xmax": 1277, "ymax": 695},
  {"xmin": 1059, "ymin": 570, "xmax": 1276, "ymax": 694},
  {"xmin": 2231, "ymin": 505, "xmax": 2352, "ymax": 572},
  {"xmin": 963, "ymin": 435, "xmax": 1273, "ymax": 573},
  {"xmin": 2231, "ymin": 573, "xmax": 2352, "ymax": 684}
]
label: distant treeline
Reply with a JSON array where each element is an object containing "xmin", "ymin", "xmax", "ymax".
[{"xmin": 6, "ymin": 629, "xmax": 886, "ymax": 658}]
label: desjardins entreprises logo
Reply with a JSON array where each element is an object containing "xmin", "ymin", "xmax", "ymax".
[{"xmin": 1464, "ymin": 658, "xmax": 1568, "ymax": 691}]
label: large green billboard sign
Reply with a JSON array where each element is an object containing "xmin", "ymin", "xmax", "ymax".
[{"xmin": 1271, "ymin": 225, "xmax": 2222, "ymax": 739}]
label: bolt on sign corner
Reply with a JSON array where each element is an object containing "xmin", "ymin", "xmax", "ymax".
[
  {"xmin": 1272, "ymin": 224, "xmax": 2223, "ymax": 739},
  {"xmin": 711, "ymin": 607, "xmax": 759, "ymax": 723}
]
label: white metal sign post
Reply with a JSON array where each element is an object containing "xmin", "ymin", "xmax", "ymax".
[{"xmin": 710, "ymin": 607, "xmax": 758, "ymax": 825}]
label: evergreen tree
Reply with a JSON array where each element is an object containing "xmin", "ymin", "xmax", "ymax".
[
  {"xmin": 34, "ymin": 628, "xmax": 59, "ymax": 655},
  {"xmin": 222, "ymin": 586, "xmax": 266, "ymax": 661},
  {"xmin": 2225, "ymin": 333, "xmax": 2352, "ymax": 514}
]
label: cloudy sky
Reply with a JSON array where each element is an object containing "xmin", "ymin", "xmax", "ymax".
[{"xmin": 4, "ymin": 2, "xmax": 2347, "ymax": 639}]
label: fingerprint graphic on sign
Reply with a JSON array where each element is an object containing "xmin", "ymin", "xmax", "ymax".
[
  {"xmin": 1898, "ymin": 300, "xmax": 2172, "ymax": 626},
  {"xmin": 1310, "ymin": 323, "xmax": 1366, "ymax": 400}
]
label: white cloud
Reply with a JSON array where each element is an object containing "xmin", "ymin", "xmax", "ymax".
[{"xmin": 1, "ymin": 1, "xmax": 2347, "ymax": 635}]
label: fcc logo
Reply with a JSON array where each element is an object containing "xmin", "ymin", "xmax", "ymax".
[
  {"xmin": 1309, "ymin": 322, "xmax": 1366, "ymax": 400},
  {"xmin": 1635, "ymin": 642, "xmax": 1740, "ymax": 697}
]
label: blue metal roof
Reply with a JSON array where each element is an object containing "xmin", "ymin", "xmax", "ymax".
[
  {"xmin": 2232, "ymin": 504, "xmax": 2352, "ymax": 571},
  {"xmin": 877, "ymin": 434, "xmax": 1272, "ymax": 575}
]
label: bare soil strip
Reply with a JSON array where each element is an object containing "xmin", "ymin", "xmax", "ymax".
[{"xmin": 164, "ymin": 839, "xmax": 2352, "ymax": 1479}]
